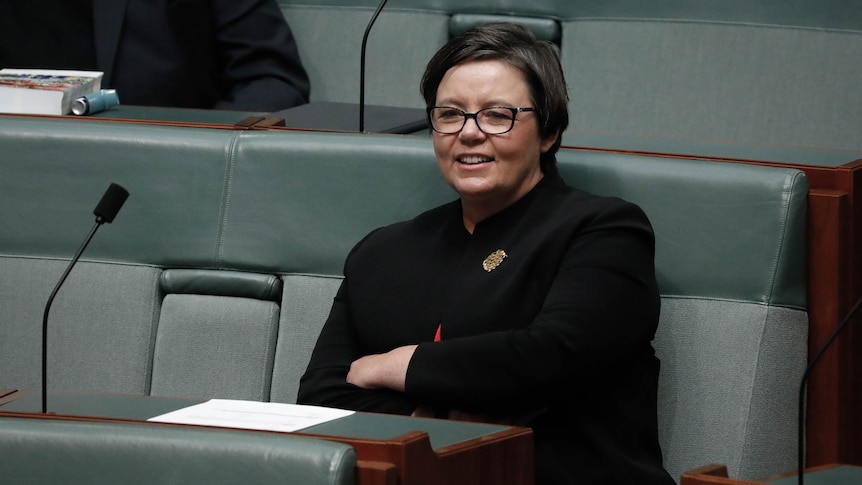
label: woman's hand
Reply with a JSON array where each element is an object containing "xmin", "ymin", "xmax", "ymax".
[
  {"xmin": 347, "ymin": 344, "xmax": 417, "ymax": 391},
  {"xmin": 411, "ymin": 406, "xmax": 436, "ymax": 418}
]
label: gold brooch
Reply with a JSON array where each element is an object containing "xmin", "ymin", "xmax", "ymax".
[{"xmin": 482, "ymin": 249, "xmax": 508, "ymax": 272}]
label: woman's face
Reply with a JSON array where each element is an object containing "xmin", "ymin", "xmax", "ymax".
[{"xmin": 432, "ymin": 59, "xmax": 557, "ymax": 212}]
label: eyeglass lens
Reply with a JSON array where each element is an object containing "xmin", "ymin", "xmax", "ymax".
[{"xmin": 429, "ymin": 107, "xmax": 518, "ymax": 134}]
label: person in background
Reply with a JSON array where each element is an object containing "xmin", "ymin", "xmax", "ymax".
[
  {"xmin": 298, "ymin": 22, "xmax": 675, "ymax": 485},
  {"xmin": 0, "ymin": 0, "xmax": 309, "ymax": 111}
]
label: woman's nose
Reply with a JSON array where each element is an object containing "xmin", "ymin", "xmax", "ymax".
[{"xmin": 459, "ymin": 116, "xmax": 485, "ymax": 139}]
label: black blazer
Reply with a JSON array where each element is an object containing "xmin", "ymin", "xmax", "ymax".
[
  {"xmin": 300, "ymin": 173, "xmax": 675, "ymax": 485},
  {"xmin": 92, "ymin": 0, "xmax": 309, "ymax": 111}
]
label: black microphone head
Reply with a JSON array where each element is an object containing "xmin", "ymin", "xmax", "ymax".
[{"xmin": 93, "ymin": 183, "xmax": 129, "ymax": 223}]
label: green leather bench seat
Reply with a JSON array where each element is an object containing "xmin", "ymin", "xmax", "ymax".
[
  {"xmin": 277, "ymin": 0, "xmax": 862, "ymax": 151},
  {"xmin": 0, "ymin": 115, "xmax": 807, "ymax": 482},
  {"xmin": 0, "ymin": 416, "xmax": 356, "ymax": 485},
  {"xmin": 556, "ymin": 149, "xmax": 808, "ymax": 481}
]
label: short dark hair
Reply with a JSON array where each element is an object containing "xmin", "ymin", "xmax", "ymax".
[{"xmin": 420, "ymin": 22, "xmax": 569, "ymax": 174}]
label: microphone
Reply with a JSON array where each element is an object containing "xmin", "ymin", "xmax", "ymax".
[
  {"xmin": 93, "ymin": 182, "xmax": 130, "ymax": 223},
  {"xmin": 358, "ymin": 0, "xmax": 390, "ymax": 133},
  {"xmin": 797, "ymin": 295, "xmax": 862, "ymax": 484},
  {"xmin": 41, "ymin": 183, "xmax": 129, "ymax": 413}
]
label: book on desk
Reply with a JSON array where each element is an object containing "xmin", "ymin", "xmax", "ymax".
[{"xmin": 0, "ymin": 69, "xmax": 103, "ymax": 115}]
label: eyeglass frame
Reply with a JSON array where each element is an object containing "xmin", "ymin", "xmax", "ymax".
[{"xmin": 426, "ymin": 106, "xmax": 537, "ymax": 135}]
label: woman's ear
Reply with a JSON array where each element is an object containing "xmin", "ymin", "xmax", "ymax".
[{"xmin": 540, "ymin": 130, "xmax": 560, "ymax": 154}]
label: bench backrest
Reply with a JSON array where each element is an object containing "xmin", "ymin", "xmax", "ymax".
[
  {"xmin": 0, "ymin": 416, "xmax": 356, "ymax": 485},
  {"xmin": 278, "ymin": 0, "xmax": 862, "ymax": 151},
  {"xmin": 0, "ymin": 115, "xmax": 807, "ymax": 481}
]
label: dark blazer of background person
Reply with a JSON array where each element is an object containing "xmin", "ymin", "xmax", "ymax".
[
  {"xmin": 0, "ymin": 0, "xmax": 310, "ymax": 111},
  {"xmin": 96, "ymin": 0, "xmax": 310, "ymax": 111}
]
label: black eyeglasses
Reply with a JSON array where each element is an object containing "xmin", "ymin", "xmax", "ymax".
[{"xmin": 427, "ymin": 106, "xmax": 536, "ymax": 135}]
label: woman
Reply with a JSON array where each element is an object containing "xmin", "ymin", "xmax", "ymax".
[{"xmin": 298, "ymin": 23, "xmax": 674, "ymax": 485}]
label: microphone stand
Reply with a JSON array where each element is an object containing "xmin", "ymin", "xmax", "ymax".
[
  {"xmin": 41, "ymin": 217, "xmax": 107, "ymax": 413},
  {"xmin": 358, "ymin": 0, "xmax": 390, "ymax": 133},
  {"xmin": 797, "ymin": 295, "xmax": 862, "ymax": 484},
  {"xmin": 42, "ymin": 182, "xmax": 128, "ymax": 414}
]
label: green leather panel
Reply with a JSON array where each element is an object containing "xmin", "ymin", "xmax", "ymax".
[
  {"xmin": 280, "ymin": 6, "xmax": 446, "ymax": 108},
  {"xmin": 0, "ymin": 116, "xmax": 235, "ymax": 266},
  {"xmin": 277, "ymin": 0, "xmax": 862, "ymax": 30},
  {"xmin": 449, "ymin": 13, "xmax": 561, "ymax": 42},
  {"xmin": 151, "ymin": 294, "xmax": 279, "ymax": 401},
  {"xmin": 559, "ymin": 20, "xmax": 862, "ymax": 151},
  {"xmin": 0, "ymin": 259, "xmax": 161, "ymax": 394},
  {"xmin": 271, "ymin": 274, "xmax": 344, "ymax": 404},
  {"xmin": 655, "ymin": 299, "xmax": 807, "ymax": 480},
  {"xmin": 557, "ymin": 149, "xmax": 808, "ymax": 308},
  {"xmin": 0, "ymin": 116, "xmax": 807, "ymax": 307},
  {"xmin": 0, "ymin": 416, "xmax": 356, "ymax": 485},
  {"xmin": 160, "ymin": 268, "xmax": 284, "ymax": 302},
  {"xmin": 222, "ymin": 130, "xmax": 455, "ymax": 275}
]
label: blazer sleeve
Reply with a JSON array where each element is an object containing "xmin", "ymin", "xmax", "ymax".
[
  {"xmin": 212, "ymin": 0, "xmax": 310, "ymax": 111},
  {"xmin": 297, "ymin": 279, "xmax": 420, "ymax": 415}
]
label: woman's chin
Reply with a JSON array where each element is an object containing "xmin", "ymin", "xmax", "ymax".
[{"xmin": 452, "ymin": 179, "xmax": 495, "ymax": 198}]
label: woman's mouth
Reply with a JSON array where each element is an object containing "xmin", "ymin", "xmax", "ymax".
[{"xmin": 457, "ymin": 156, "xmax": 494, "ymax": 165}]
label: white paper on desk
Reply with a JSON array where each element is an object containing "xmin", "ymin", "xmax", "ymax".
[{"xmin": 147, "ymin": 399, "xmax": 354, "ymax": 432}]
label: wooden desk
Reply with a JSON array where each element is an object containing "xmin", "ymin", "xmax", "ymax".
[
  {"xmin": 0, "ymin": 389, "xmax": 533, "ymax": 485},
  {"xmin": 2, "ymin": 103, "xmax": 429, "ymax": 134}
]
